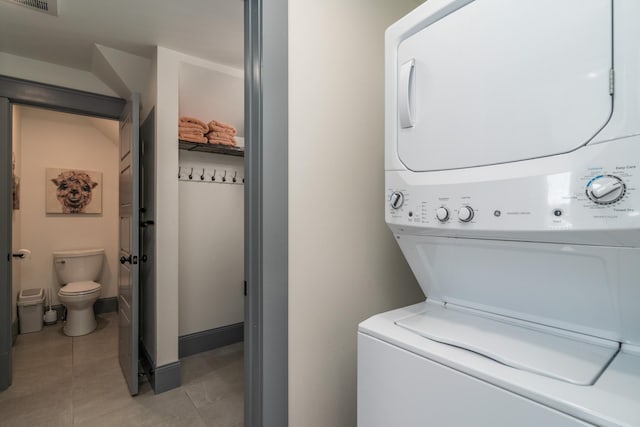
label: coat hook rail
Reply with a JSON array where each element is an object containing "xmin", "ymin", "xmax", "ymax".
[{"xmin": 178, "ymin": 166, "xmax": 244, "ymax": 185}]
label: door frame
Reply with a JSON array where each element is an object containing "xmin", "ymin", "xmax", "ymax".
[
  {"xmin": 0, "ymin": 0, "xmax": 291, "ymax": 417},
  {"xmin": 0, "ymin": 96, "xmax": 11, "ymax": 390},
  {"xmin": 244, "ymin": 0, "xmax": 289, "ymax": 425},
  {"xmin": 0, "ymin": 76, "xmax": 124, "ymax": 119},
  {"xmin": 0, "ymin": 75, "xmax": 125, "ymax": 391}
]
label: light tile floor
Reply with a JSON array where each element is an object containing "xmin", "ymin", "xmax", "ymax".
[{"xmin": 0, "ymin": 312, "xmax": 244, "ymax": 427}]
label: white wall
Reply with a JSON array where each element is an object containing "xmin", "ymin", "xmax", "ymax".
[
  {"xmin": 288, "ymin": 1, "xmax": 423, "ymax": 425},
  {"xmin": 0, "ymin": 52, "xmax": 118, "ymax": 97},
  {"xmin": 179, "ymin": 62, "xmax": 244, "ymax": 136},
  {"xmin": 177, "ymin": 59, "xmax": 245, "ymax": 336},
  {"xmin": 154, "ymin": 46, "xmax": 244, "ymax": 365},
  {"xmin": 17, "ymin": 106, "xmax": 119, "ymax": 306},
  {"xmin": 11, "ymin": 106, "xmax": 22, "ymax": 324},
  {"xmin": 154, "ymin": 47, "xmax": 181, "ymax": 366},
  {"xmin": 178, "ymin": 151, "xmax": 244, "ymax": 335}
]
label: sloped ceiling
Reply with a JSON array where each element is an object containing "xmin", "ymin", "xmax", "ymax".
[{"xmin": 0, "ymin": 0, "xmax": 244, "ymax": 70}]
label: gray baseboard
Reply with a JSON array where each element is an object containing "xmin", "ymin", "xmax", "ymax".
[
  {"xmin": 94, "ymin": 296, "xmax": 118, "ymax": 314},
  {"xmin": 153, "ymin": 361, "xmax": 181, "ymax": 394},
  {"xmin": 179, "ymin": 322, "xmax": 244, "ymax": 358},
  {"xmin": 139, "ymin": 341, "xmax": 181, "ymax": 394}
]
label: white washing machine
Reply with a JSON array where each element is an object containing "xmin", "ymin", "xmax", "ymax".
[{"xmin": 358, "ymin": 1, "xmax": 640, "ymax": 426}]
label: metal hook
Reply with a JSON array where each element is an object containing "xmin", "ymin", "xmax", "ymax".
[
  {"xmin": 211, "ymin": 169, "xmax": 216, "ymax": 181},
  {"xmin": 178, "ymin": 166, "xmax": 182, "ymax": 179},
  {"xmin": 188, "ymin": 168, "xmax": 193, "ymax": 180},
  {"xmin": 232, "ymin": 171, "xmax": 237, "ymax": 183},
  {"xmin": 200, "ymin": 168, "xmax": 205, "ymax": 181},
  {"xmin": 222, "ymin": 170, "xmax": 227, "ymax": 183}
]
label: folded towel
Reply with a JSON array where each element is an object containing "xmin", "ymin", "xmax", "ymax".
[
  {"xmin": 208, "ymin": 119, "xmax": 235, "ymax": 130},
  {"xmin": 207, "ymin": 120, "xmax": 237, "ymax": 136},
  {"xmin": 208, "ymin": 125, "xmax": 236, "ymax": 136},
  {"xmin": 206, "ymin": 131, "xmax": 237, "ymax": 139},
  {"xmin": 179, "ymin": 128, "xmax": 206, "ymax": 136},
  {"xmin": 180, "ymin": 134, "xmax": 207, "ymax": 143},
  {"xmin": 179, "ymin": 116, "xmax": 208, "ymax": 132},
  {"xmin": 208, "ymin": 136, "xmax": 237, "ymax": 146},
  {"xmin": 179, "ymin": 122, "xmax": 208, "ymax": 132}
]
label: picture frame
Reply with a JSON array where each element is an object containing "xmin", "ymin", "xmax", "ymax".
[{"xmin": 46, "ymin": 168, "xmax": 103, "ymax": 214}]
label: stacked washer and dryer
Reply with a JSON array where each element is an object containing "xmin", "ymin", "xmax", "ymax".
[{"xmin": 358, "ymin": 0, "xmax": 640, "ymax": 426}]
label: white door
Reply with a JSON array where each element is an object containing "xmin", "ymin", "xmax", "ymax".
[
  {"xmin": 396, "ymin": 0, "xmax": 613, "ymax": 171},
  {"xmin": 118, "ymin": 94, "xmax": 140, "ymax": 395}
]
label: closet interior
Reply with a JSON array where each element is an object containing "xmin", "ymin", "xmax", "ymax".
[{"xmin": 177, "ymin": 60, "xmax": 244, "ymax": 345}]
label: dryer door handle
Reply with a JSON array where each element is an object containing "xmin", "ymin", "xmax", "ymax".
[{"xmin": 399, "ymin": 59, "xmax": 416, "ymax": 128}]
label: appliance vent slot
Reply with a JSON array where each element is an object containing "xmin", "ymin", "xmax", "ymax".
[{"xmin": 3, "ymin": 0, "xmax": 58, "ymax": 16}]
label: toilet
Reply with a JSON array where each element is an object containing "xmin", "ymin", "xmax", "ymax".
[{"xmin": 53, "ymin": 248, "xmax": 104, "ymax": 336}]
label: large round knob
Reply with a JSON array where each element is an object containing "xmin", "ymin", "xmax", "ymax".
[
  {"xmin": 436, "ymin": 207, "xmax": 449, "ymax": 222},
  {"xmin": 389, "ymin": 191, "xmax": 404, "ymax": 209},
  {"xmin": 458, "ymin": 206, "xmax": 474, "ymax": 222},
  {"xmin": 586, "ymin": 175, "xmax": 626, "ymax": 205}
]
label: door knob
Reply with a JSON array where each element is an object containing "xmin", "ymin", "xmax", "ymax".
[{"xmin": 120, "ymin": 255, "xmax": 132, "ymax": 264}]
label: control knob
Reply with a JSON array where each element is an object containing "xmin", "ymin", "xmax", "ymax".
[
  {"xmin": 458, "ymin": 206, "xmax": 474, "ymax": 222},
  {"xmin": 586, "ymin": 175, "xmax": 626, "ymax": 205},
  {"xmin": 389, "ymin": 191, "xmax": 404, "ymax": 209},
  {"xmin": 436, "ymin": 207, "xmax": 449, "ymax": 222}
]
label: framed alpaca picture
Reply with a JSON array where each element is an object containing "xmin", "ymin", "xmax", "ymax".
[{"xmin": 46, "ymin": 168, "xmax": 103, "ymax": 214}]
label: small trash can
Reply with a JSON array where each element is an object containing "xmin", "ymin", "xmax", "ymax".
[{"xmin": 18, "ymin": 288, "xmax": 45, "ymax": 334}]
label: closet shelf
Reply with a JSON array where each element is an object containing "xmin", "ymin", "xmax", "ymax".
[{"xmin": 179, "ymin": 140, "xmax": 245, "ymax": 157}]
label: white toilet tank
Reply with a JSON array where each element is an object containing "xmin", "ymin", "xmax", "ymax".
[{"xmin": 53, "ymin": 248, "xmax": 104, "ymax": 284}]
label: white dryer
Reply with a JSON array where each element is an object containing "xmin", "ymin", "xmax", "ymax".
[{"xmin": 358, "ymin": 1, "xmax": 640, "ymax": 426}]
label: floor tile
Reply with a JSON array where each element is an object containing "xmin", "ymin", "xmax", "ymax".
[
  {"xmin": 1, "ymin": 312, "xmax": 243, "ymax": 427},
  {"xmin": 181, "ymin": 353, "xmax": 215, "ymax": 386},
  {"xmin": 185, "ymin": 372, "xmax": 240, "ymax": 409},
  {"xmin": 197, "ymin": 393, "xmax": 244, "ymax": 427},
  {"xmin": 0, "ymin": 378, "xmax": 73, "ymax": 426}
]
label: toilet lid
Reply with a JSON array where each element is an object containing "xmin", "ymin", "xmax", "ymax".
[{"xmin": 59, "ymin": 281, "xmax": 101, "ymax": 296}]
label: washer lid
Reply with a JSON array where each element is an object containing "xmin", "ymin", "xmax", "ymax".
[
  {"xmin": 396, "ymin": 0, "xmax": 612, "ymax": 171},
  {"xmin": 396, "ymin": 303, "xmax": 619, "ymax": 386},
  {"xmin": 59, "ymin": 281, "xmax": 101, "ymax": 295}
]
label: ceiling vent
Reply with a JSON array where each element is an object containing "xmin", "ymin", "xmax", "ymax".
[{"xmin": 3, "ymin": 0, "xmax": 58, "ymax": 16}]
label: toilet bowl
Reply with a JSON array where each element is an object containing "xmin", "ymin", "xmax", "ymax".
[
  {"xmin": 53, "ymin": 248, "xmax": 104, "ymax": 337},
  {"xmin": 58, "ymin": 281, "xmax": 102, "ymax": 336}
]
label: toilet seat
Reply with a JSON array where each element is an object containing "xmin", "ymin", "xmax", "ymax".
[{"xmin": 59, "ymin": 280, "xmax": 101, "ymax": 296}]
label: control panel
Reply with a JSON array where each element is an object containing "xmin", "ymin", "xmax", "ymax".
[{"xmin": 385, "ymin": 139, "xmax": 640, "ymax": 246}]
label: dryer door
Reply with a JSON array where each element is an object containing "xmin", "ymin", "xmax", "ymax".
[{"xmin": 396, "ymin": 0, "xmax": 612, "ymax": 172}]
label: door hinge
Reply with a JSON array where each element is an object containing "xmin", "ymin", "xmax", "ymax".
[
  {"xmin": 609, "ymin": 68, "xmax": 615, "ymax": 96},
  {"xmin": 244, "ymin": 280, "xmax": 247, "ymax": 296}
]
